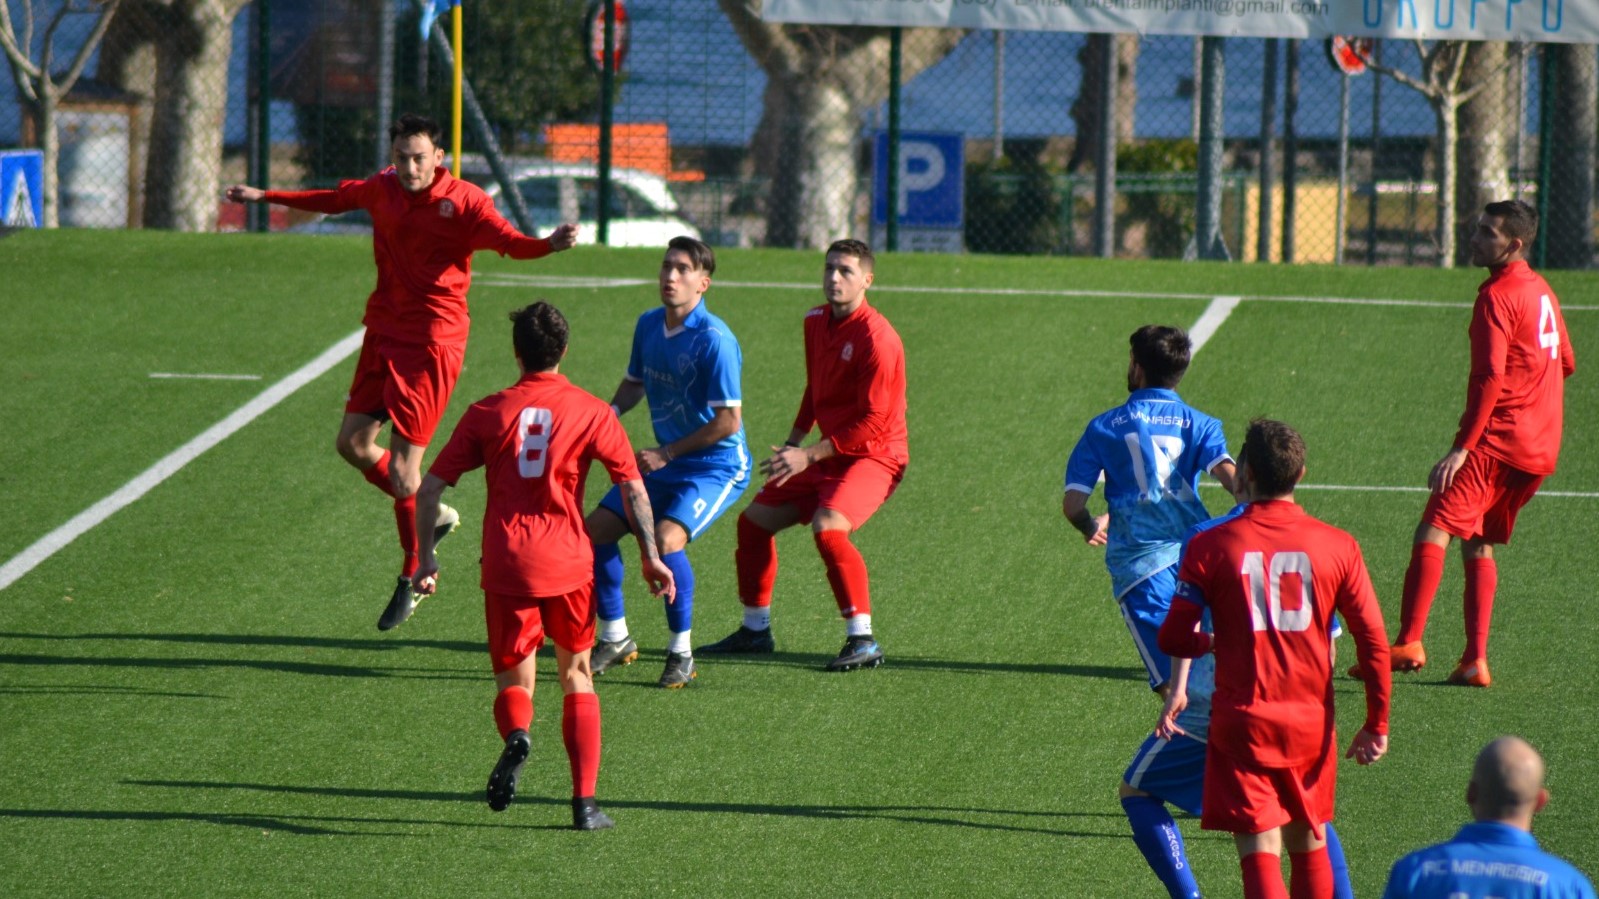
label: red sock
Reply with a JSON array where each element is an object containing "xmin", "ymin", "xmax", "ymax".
[
  {"xmin": 395, "ymin": 494, "xmax": 419, "ymax": 578},
  {"xmin": 1240, "ymin": 852, "xmax": 1287, "ymax": 899},
  {"xmin": 1462, "ymin": 557, "xmax": 1498, "ymax": 660},
  {"xmin": 562, "ymin": 693, "xmax": 601, "ymax": 798},
  {"xmin": 814, "ymin": 529, "xmax": 871, "ymax": 617},
  {"xmin": 492, "ymin": 686, "xmax": 532, "ymax": 740},
  {"xmin": 361, "ymin": 450, "xmax": 398, "ymax": 498},
  {"xmin": 1397, "ymin": 542, "xmax": 1447, "ymax": 644},
  {"xmin": 735, "ymin": 515, "xmax": 777, "ymax": 608},
  {"xmin": 1289, "ymin": 847, "xmax": 1333, "ymax": 899}
]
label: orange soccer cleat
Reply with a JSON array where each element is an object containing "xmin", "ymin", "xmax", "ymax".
[
  {"xmin": 1447, "ymin": 658, "xmax": 1492, "ymax": 688},
  {"xmin": 1389, "ymin": 641, "xmax": 1428, "ymax": 672}
]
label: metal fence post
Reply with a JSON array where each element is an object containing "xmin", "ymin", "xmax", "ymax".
[
  {"xmin": 598, "ymin": 0, "xmax": 617, "ymax": 246},
  {"xmin": 1257, "ymin": 38, "xmax": 1277, "ymax": 262},
  {"xmin": 1195, "ymin": 36, "xmax": 1228, "ymax": 260},
  {"xmin": 246, "ymin": 0, "xmax": 271, "ymax": 232},
  {"xmin": 888, "ymin": 27, "xmax": 902, "ymax": 253},
  {"xmin": 1282, "ymin": 39, "xmax": 1300, "ymax": 264},
  {"xmin": 1093, "ymin": 33, "xmax": 1117, "ymax": 259}
]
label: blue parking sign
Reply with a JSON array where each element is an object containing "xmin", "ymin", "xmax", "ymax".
[
  {"xmin": 872, "ymin": 131, "xmax": 962, "ymax": 229},
  {"xmin": 1, "ymin": 150, "xmax": 43, "ymax": 228}
]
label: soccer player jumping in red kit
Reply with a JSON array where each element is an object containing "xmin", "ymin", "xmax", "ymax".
[
  {"xmin": 226, "ymin": 113, "xmax": 579, "ymax": 631},
  {"xmin": 412, "ymin": 301, "xmax": 673, "ymax": 830},
  {"xmin": 1353, "ymin": 200, "xmax": 1575, "ymax": 688},
  {"xmin": 700, "ymin": 239, "xmax": 908, "ymax": 671},
  {"xmin": 1160, "ymin": 419, "xmax": 1391, "ymax": 899}
]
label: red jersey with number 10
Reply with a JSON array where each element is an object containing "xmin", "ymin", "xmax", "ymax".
[
  {"xmin": 1454, "ymin": 260, "xmax": 1576, "ymax": 475},
  {"xmin": 427, "ymin": 371, "xmax": 639, "ymax": 596},
  {"xmin": 1166, "ymin": 501, "xmax": 1391, "ymax": 768},
  {"xmin": 793, "ymin": 299, "xmax": 909, "ymax": 465}
]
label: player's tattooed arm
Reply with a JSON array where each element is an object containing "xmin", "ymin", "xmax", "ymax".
[{"xmin": 621, "ymin": 479, "xmax": 676, "ymax": 601}]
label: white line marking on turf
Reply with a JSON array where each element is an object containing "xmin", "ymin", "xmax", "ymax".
[
  {"xmin": 1200, "ymin": 482, "xmax": 1599, "ymax": 499},
  {"xmin": 1189, "ymin": 296, "xmax": 1241, "ymax": 354},
  {"xmin": 149, "ymin": 373, "xmax": 263, "ymax": 381},
  {"xmin": 0, "ymin": 330, "xmax": 367, "ymax": 593},
  {"xmin": 471, "ymin": 273, "xmax": 1599, "ymax": 312}
]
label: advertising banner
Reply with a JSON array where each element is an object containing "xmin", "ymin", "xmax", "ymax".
[{"xmin": 762, "ymin": 0, "xmax": 1598, "ymax": 45}]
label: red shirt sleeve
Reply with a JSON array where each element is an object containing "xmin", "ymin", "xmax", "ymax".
[
  {"xmin": 1158, "ymin": 597, "xmax": 1210, "ymax": 658},
  {"xmin": 462, "ymin": 192, "xmax": 555, "ymax": 259},
  {"xmin": 1453, "ymin": 290, "xmax": 1510, "ymax": 452},
  {"xmin": 591, "ymin": 410, "xmax": 640, "ymax": 485},
  {"xmin": 427, "ymin": 406, "xmax": 486, "ymax": 487},
  {"xmin": 263, "ymin": 178, "xmax": 370, "ymax": 215},
  {"xmin": 1336, "ymin": 550, "xmax": 1392, "ymax": 735},
  {"xmin": 792, "ymin": 316, "xmax": 818, "ymax": 435},
  {"xmin": 826, "ymin": 331, "xmax": 903, "ymax": 456}
]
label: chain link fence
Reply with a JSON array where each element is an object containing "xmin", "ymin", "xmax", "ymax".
[{"xmin": 2, "ymin": 0, "xmax": 1595, "ymax": 267}]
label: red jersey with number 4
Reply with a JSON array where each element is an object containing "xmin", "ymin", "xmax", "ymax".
[
  {"xmin": 1454, "ymin": 260, "xmax": 1576, "ymax": 475},
  {"xmin": 1164, "ymin": 501, "xmax": 1391, "ymax": 768},
  {"xmin": 793, "ymin": 300, "xmax": 909, "ymax": 465},
  {"xmin": 265, "ymin": 167, "xmax": 552, "ymax": 346},
  {"xmin": 428, "ymin": 371, "xmax": 639, "ymax": 596}
]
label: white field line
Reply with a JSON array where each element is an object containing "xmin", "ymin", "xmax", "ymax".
[
  {"xmin": 1199, "ymin": 482, "xmax": 1599, "ymax": 499},
  {"xmin": 469, "ymin": 273, "xmax": 1599, "ymax": 312},
  {"xmin": 1189, "ymin": 296, "xmax": 1241, "ymax": 354},
  {"xmin": 0, "ymin": 330, "xmax": 367, "ymax": 592},
  {"xmin": 149, "ymin": 373, "xmax": 263, "ymax": 381}
]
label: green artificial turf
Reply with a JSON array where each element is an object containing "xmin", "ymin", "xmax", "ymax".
[{"xmin": 2, "ymin": 230, "xmax": 1595, "ymax": 896}]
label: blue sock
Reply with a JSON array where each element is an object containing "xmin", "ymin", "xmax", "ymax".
[
  {"xmin": 593, "ymin": 542, "xmax": 626, "ymax": 622},
  {"xmin": 662, "ymin": 550, "xmax": 695, "ymax": 634},
  {"xmin": 1121, "ymin": 795, "xmax": 1201, "ymax": 899},
  {"xmin": 1324, "ymin": 822, "xmax": 1353, "ymax": 899}
]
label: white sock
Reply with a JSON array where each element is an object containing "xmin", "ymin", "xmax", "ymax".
[
  {"xmin": 598, "ymin": 617, "xmax": 629, "ymax": 643},
  {"xmin": 667, "ymin": 630, "xmax": 691, "ymax": 655},
  {"xmin": 846, "ymin": 614, "xmax": 873, "ymax": 637},
  {"xmin": 743, "ymin": 607, "xmax": 771, "ymax": 631}
]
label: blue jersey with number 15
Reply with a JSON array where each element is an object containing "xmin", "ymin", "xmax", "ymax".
[{"xmin": 1064, "ymin": 387, "xmax": 1231, "ymax": 599}]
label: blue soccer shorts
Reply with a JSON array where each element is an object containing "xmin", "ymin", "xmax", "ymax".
[
  {"xmin": 1118, "ymin": 566, "xmax": 1176, "ymax": 690},
  {"xmin": 598, "ymin": 457, "xmax": 749, "ymax": 541},
  {"xmin": 1123, "ymin": 732, "xmax": 1206, "ymax": 817}
]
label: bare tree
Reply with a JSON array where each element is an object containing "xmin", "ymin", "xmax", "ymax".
[
  {"xmin": 718, "ymin": 0, "xmax": 963, "ymax": 248},
  {"xmin": 98, "ymin": 0, "xmax": 252, "ymax": 231},
  {"xmin": 1544, "ymin": 43, "xmax": 1597, "ymax": 269},
  {"xmin": 1067, "ymin": 33, "xmax": 1138, "ymax": 174},
  {"xmin": 1454, "ymin": 42, "xmax": 1513, "ymax": 266},
  {"xmin": 1368, "ymin": 41, "xmax": 1516, "ymax": 268},
  {"xmin": 0, "ymin": 0, "xmax": 121, "ymax": 228}
]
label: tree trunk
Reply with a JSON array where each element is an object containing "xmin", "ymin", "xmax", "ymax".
[
  {"xmin": 1068, "ymin": 33, "xmax": 1139, "ymax": 173},
  {"xmin": 1546, "ymin": 44, "xmax": 1597, "ymax": 269},
  {"xmin": 1435, "ymin": 98, "xmax": 1459, "ymax": 268},
  {"xmin": 99, "ymin": 6, "xmax": 160, "ymax": 229},
  {"xmin": 1455, "ymin": 42, "xmax": 1511, "ymax": 266},
  {"xmin": 35, "ymin": 94, "xmax": 60, "ymax": 228}
]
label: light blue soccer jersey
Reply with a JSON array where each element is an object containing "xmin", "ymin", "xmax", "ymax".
[
  {"xmin": 1064, "ymin": 387, "xmax": 1231, "ymax": 599},
  {"xmin": 1382, "ymin": 822, "xmax": 1596, "ymax": 899},
  {"xmin": 626, "ymin": 301, "xmax": 747, "ymax": 466}
]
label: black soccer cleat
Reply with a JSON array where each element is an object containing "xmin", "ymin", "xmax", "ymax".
[
  {"xmin": 658, "ymin": 652, "xmax": 697, "ymax": 688},
  {"xmin": 826, "ymin": 635, "xmax": 884, "ymax": 672},
  {"xmin": 572, "ymin": 796, "xmax": 615, "ymax": 831},
  {"xmin": 697, "ymin": 625, "xmax": 775, "ymax": 655},
  {"xmin": 486, "ymin": 729, "xmax": 532, "ymax": 812},
  {"xmin": 377, "ymin": 576, "xmax": 419, "ymax": 631},
  {"xmin": 590, "ymin": 637, "xmax": 639, "ymax": 676}
]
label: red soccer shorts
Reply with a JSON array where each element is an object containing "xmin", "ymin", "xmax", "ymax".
[
  {"xmin": 752, "ymin": 454, "xmax": 905, "ymax": 529},
  {"xmin": 483, "ymin": 586, "xmax": 596, "ymax": 673},
  {"xmin": 345, "ymin": 333, "xmax": 465, "ymax": 447},
  {"xmin": 1201, "ymin": 746, "xmax": 1336, "ymax": 840},
  {"xmin": 1422, "ymin": 450, "xmax": 1544, "ymax": 544}
]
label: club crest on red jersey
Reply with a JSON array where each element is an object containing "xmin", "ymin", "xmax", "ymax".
[
  {"xmin": 841, "ymin": 342, "xmax": 854, "ymax": 361},
  {"xmin": 438, "ymin": 199, "xmax": 455, "ymax": 218}
]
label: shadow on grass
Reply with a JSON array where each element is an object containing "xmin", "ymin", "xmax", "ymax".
[
  {"xmin": 0, "ymin": 652, "xmax": 476, "ymax": 681},
  {"xmin": 126, "ymin": 779, "xmax": 1123, "ymax": 838},
  {"xmin": 693, "ymin": 651, "xmax": 1146, "ymax": 682},
  {"xmin": 0, "ymin": 684, "xmax": 224, "ymax": 699},
  {"xmin": 0, "ymin": 630, "xmax": 481, "ymax": 654},
  {"xmin": 0, "ymin": 807, "xmax": 557, "ymax": 835}
]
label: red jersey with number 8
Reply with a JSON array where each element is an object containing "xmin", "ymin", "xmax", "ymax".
[
  {"xmin": 1454, "ymin": 260, "xmax": 1576, "ymax": 475},
  {"xmin": 1169, "ymin": 501, "xmax": 1391, "ymax": 768},
  {"xmin": 428, "ymin": 371, "xmax": 639, "ymax": 596}
]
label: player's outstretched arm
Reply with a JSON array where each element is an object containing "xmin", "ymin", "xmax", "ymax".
[
  {"xmin": 1345, "ymin": 729, "xmax": 1388, "ymax": 766},
  {"xmin": 620, "ymin": 479, "xmax": 675, "ymax": 602},
  {"xmin": 413, "ymin": 474, "xmax": 449, "ymax": 594},
  {"xmin": 225, "ymin": 185, "xmax": 265, "ymax": 204},
  {"xmin": 547, "ymin": 223, "xmax": 580, "ymax": 251}
]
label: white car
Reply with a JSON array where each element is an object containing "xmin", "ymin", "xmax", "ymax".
[{"xmin": 471, "ymin": 162, "xmax": 701, "ymax": 248}]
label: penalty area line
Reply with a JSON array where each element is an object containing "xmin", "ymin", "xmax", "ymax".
[
  {"xmin": 0, "ymin": 329, "xmax": 367, "ymax": 593},
  {"xmin": 1189, "ymin": 296, "xmax": 1241, "ymax": 355}
]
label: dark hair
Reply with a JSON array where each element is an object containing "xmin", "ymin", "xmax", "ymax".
[
  {"xmin": 1129, "ymin": 325, "xmax": 1191, "ymax": 389},
  {"xmin": 389, "ymin": 113, "xmax": 442, "ymax": 148},
  {"xmin": 509, "ymin": 301, "xmax": 569, "ymax": 372},
  {"xmin": 667, "ymin": 235, "xmax": 716, "ymax": 276},
  {"xmin": 827, "ymin": 239, "xmax": 875, "ymax": 272},
  {"xmin": 1240, "ymin": 418, "xmax": 1306, "ymax": 498},
  {"xmin": 1484, "ymin": 199, "xmax": 1538, "ymax": 245}
]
